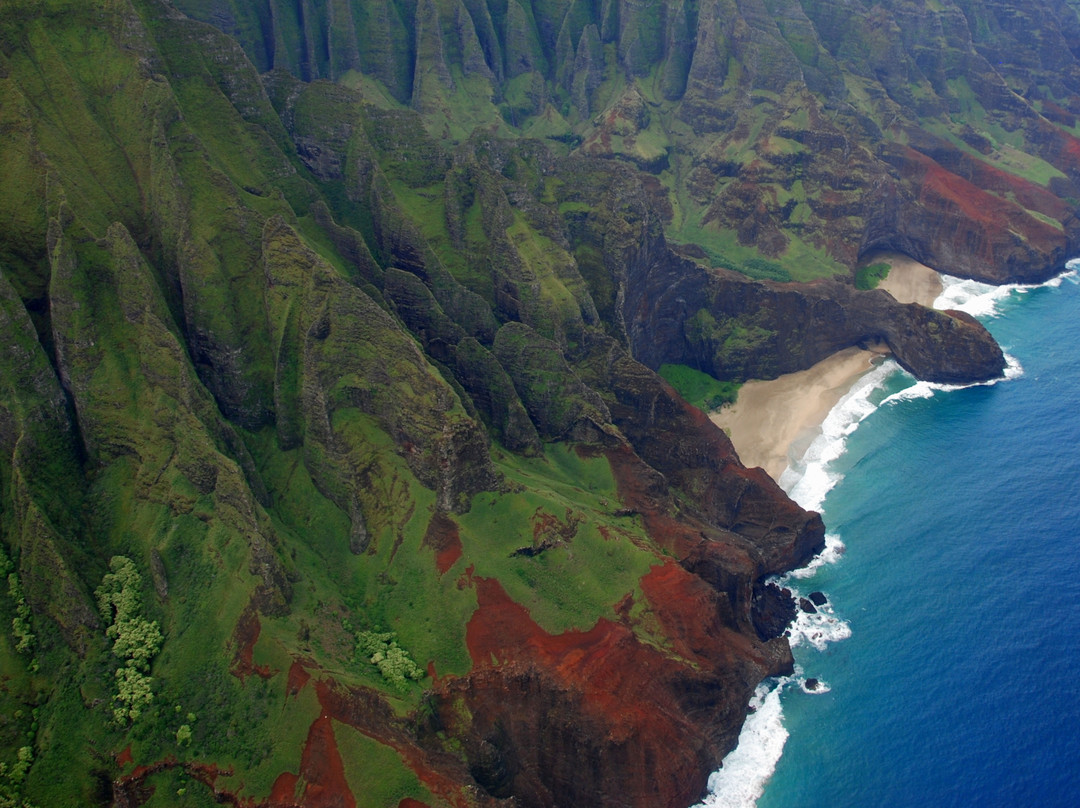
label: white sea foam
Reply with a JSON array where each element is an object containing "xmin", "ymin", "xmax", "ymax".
[
  {"xmin": 778, "ymin": 360, "xmax": 898, "ymax": 513},
  {"xmin": 783, "ymin": 584, "xmax": 852, "ymax": 652},
  {"xmin": 934, "ymin": 274, "xmax": 1006, "ymax": 316},
  {"xmin": 691, "ymin": 680, "xmax": 792, "ymax": 808},
  {"xmin": 787, "ymin": 533, "xmax": 846, "ymax": 580},
  {"xmin": 937, "ymin": 266, "xmax": 1079, "ymax": 315},
  {"xmin": 699, "ymin": 267, "xmax": 1066, "ymax": 806},
  {"xmin": 879, "ymin": 351, "xmax": 1024, "ymax": 407}
]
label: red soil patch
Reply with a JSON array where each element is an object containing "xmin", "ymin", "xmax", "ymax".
[
  {"xmin": 398, "ymin": 800, "xmax": 430, "ymax": 808},
  {"xmin": 311, "ymin": 679, "xmax": 476, "ymax": 807},
  {"xmin": 423, "ymin": 512, "xmax": 463, "ymax": 576},
  {"xmin": 267, "ymin": 772, "xmax": 299, "ymax": 806},
  {"xmin": 1041, "ymin": 101, "xmax": 1076, "ymax": 127},
  {"xmin": 964, "ymin": 155, "xmax": 1070, "ymax": 221},
  {"xmin": 231, "ymin": 605, "xmax": 274, "ymax": 681},
  {"xmin": 286, "ymin": 660, "xmax": 310, "ymax": 697},
  {"xmin": 639, "ymin": 561, "xmax": 759, "ymax": 665},
  {"xmin": 298, "ymin": 716, "xmax": 356, "ymax": 808},
  {"xmin": 115, "ymin": 745, "xmax": 133, "ymax": 767},
  {"xmin": 465, "ymin": 575, "xmax": 708, "ymax": 738},
  {"xmin": 916, "ymin": 152, "xmax": 1004, "ymax": 227},
  {"xmin": 114, "ymin": 759, "xmax": 249, "ymax": 807},
  {"xmin": 455, "ymin": 563, "xmax": 476, "ymax": 590},
  {"xmin": 454, "ymin": 574, "xmax": 756, "ymax": 805},
  {"xmin": 120, "ymin": 757, "xmax": 178, "ymax": 785},
  {"xmin": 1062, "ymin": 133, "xmax": 1080, "ymax": 161},
  {"xmin": 905, "ymin": 147, "xmax": 1063, "ymax": 245},
  {"xmin": 601, "ymin": 444, "xmax": 700, "ymax": 557}
]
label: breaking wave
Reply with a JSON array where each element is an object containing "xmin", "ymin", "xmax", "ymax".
[
  {"xmin": 691, "ymin": 681, "xmax": 790, "ymax": 808},
  {"xmin": 694, "ymin": 265, "xmax": 1075, "ymax": 807}
]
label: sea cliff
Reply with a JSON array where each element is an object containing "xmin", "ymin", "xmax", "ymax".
[{"xmin": 0, "ymin": 1, "xmax": 1078, "ymax": 807}]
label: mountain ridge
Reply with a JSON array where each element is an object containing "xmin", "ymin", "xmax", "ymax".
[{"xmin": 0, "ymin": 1, "xmax": 1076, "ymax": 806}]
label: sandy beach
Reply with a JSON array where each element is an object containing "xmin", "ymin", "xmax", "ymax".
[
  {"xmin": 710, "ymin": 255, "xmax": 942, "ymax": 481},
  {"xmin": 874, "ymin": 252, "xmax": 943, "ymax": 306}
]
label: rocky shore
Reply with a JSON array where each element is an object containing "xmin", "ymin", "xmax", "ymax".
[
  {"xmin": 711, "ymin": 258, "xmax": 946, "ymax": 480},
  {"xmin": 2, "ymin": 2, "xmax": 1079, "ymax": 807}
]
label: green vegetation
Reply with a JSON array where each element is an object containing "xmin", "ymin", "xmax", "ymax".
[
  {"xmin": 353, "ymin": 630, "xmax": 425, "ymax": 694},
  {"xmin": 96, "ymin": 557, "xmax": 164, "ymax": 724},
  {"xmin": 0, "ymin": 548, "xmax": 34, "ymax": 664},
  {"xmin": 0, "ymin": 744, "xmax": 37, "ymax": 808},
  {"xmin": 0, "ymin": 542, "xmax": 38, "ymax": 807},
  {"xmin": 175, "ymin": 724, "xmax": 192, "ymax": 746},
  {"xmin": 855, "ymin": 262, "xmax": 891, "ymax": 290},
  {"xmin": 658, "ymin": 364, "xmax": 740, "ymax": 410},
  {"xmin": 685, "ymin": 309, "xmax": 779, "ymax": 379},
  {"xmin": 458, "ymin": 445, "xmax": 658, "ymax": 636},
  {"xmin": 670, "ymin": 217, "xmax": 847, "ymax": 283},
  {"xmin": 1, "ymin": 0, "xmax": 1077, "ymax": 805},
  {"xmin": 336, "ymin": 722, "xmax": 435, "ymax": 808}
]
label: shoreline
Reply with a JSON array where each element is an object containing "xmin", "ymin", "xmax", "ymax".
[{"xmin": 710, "ymin": 255, "xmax": 942, "ymax": 482}]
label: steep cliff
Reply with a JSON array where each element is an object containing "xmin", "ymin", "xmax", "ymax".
[
  {"xmin": 0, "ymin": 1, "xmax": 1077, "ymax": 807},
  {"xmin": 171, "ymin": 0, "xmax": 1080, "ymax": 284}
]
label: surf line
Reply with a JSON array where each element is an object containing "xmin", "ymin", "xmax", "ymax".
[{"xmin": 692, "ymin": 265, "xmax": 1078, "ymax": 808}]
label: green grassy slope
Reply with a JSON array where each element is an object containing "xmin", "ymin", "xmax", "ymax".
[{"xmin": 3, "ymin": 1, "xmax": 1080, "ymax": 805}]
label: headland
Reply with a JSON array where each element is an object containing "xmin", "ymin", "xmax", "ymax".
[{"xmin": 711, "ymin": 256, "xmax": 943, "ymax": 480}]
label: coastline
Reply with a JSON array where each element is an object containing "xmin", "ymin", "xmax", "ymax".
[
  {"xmin": 710, "ymin": 255, "xmax": 942, "ymax": 481},
  {"xmin": 744, "ymin": 267, "xmax": 1080, "ymax": 808}
]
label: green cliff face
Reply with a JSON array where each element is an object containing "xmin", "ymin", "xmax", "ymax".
[
  {"xmin": 169, "ymin": 0, "xmax": 1080, "ymax": 282},
  {"xmin": 0, "ymin": 1, "xmax": 1077, "ymax": 806}
]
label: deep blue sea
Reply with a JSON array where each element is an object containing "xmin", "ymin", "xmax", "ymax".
[{"xmin": 695, "ymin": 268, "xmax": 1080, "ymax": 807}]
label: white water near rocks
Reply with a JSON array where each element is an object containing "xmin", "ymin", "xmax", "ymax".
[{"xmin": 691, "ymin": 264, "xmax": 1080, "ymax": 808}]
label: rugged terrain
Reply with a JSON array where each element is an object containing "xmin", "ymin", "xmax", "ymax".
[{"xmin": 1, "ymin": 1, "xmax": 1079, "ymax": 807}]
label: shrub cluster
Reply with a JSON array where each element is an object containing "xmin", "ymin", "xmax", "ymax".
[
  {"xmin": 0, "ymin": 546, "xmax": 35, "ymax": 662},
  {"xmin": 855, "ymin": 261, "xmax": 891, "ymax": 290},
  {"xmin": 96, "ymin": 556, "xmax": 163, "ymax": 724},
  {"xmin": 355, "ymin": 630, "xmax": 424, "ymax": 694},
  {"xmin": 0, "ymin": 745, "xmax": 36, "ymax": 808}
]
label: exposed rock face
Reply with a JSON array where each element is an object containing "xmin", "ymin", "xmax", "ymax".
[
  {"xmin": 435, "ymin": 574, "xmax": 794, "ymax": 808},
  {"xmin": 1, "ymin": 1, "xmax": 1077, "ymax": 807},
  {"xmin": 175, "ymin": 0, "xmax": 1080, "ymax": 284},
  {"xmin": 615, "ymin": 206, "xmax": 1008, "ymax": 385}
]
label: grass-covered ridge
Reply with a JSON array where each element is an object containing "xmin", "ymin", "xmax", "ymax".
[
  {"xmin": 2, "ymin": 0, "xmax": 1079, "ymax": 805},
  {"xmin": 658, "ymin": 364, "xmax": 741, "ymax": 411},
  {"xmin": 0, "ymin": 5, "xmax": 777, "ymax": 804}
]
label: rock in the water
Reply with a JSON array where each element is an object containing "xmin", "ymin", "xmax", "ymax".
[{"xmin": 752, "ymin": 582, "xmax": 799, "ymax": 641}]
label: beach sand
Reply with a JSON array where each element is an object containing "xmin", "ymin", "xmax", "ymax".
[
  {"xmin": 874, "ymin": 252, "xmax": 943, "ymax": 306},
  {"xmin": 709, "ymin": 256, "xmax": 942, "ymax": 481}
]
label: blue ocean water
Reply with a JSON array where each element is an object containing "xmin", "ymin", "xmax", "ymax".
[{"xmin": 697, "ymin": 269, "xmax": 1080, "ymax": 807}]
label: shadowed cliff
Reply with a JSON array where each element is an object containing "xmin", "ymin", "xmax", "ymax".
[{"xmin": 0, "ymin": 1, "xmax": 1076, "ymax": 807}]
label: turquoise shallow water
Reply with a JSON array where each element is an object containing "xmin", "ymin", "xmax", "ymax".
[{"xmin": 697, "ymin": 270, "xmax": 1080, "ymax": 807}]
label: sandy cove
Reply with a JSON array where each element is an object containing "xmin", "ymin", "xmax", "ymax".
[{"xmin": 710, "ymin": 254, "xmax": 942, "ymax": 482}]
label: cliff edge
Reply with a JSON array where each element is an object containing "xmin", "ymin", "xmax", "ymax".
[{"xmin": 0, "ymin": 1, "xmax": 1074, "ymax": 807}]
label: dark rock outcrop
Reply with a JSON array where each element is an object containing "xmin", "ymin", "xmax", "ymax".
[
  {"xmin": 4, "ymin": 2, "xmax": 1079, "ymax": 807},
  {"xmin": 621, "ymin": 250, "xmax": 1007, "ymax": 385}
]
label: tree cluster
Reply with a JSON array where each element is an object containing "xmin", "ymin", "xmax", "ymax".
[
  {"xmin": 96, "ymin": 556, "xmax": 163, "ymax": 724},
  {"xmin": 355, "ymin": 630, "xmax": 424, "ymax": 694},
  {"xmin": 0, "ymin": 546, "xmax": 35, "ymax": 661},
  {"xmin": 0, "ymin": 745, "xmax": 37, "ymax": 808}
]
